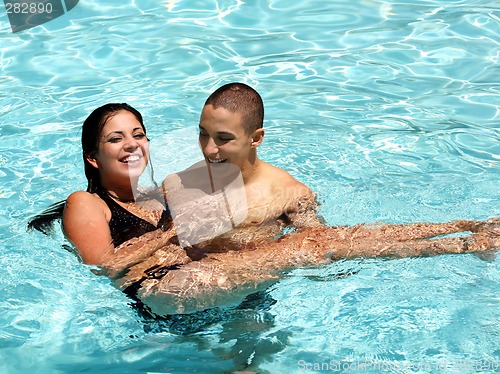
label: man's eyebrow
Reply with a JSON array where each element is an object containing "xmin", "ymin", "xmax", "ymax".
[
  {"xmin": 217, "ymin": 131, "xmax": 235, "ymax": 137},
  {"xmin": 198, "ymin": 125, "xmax": 234, "ymax": 136}
]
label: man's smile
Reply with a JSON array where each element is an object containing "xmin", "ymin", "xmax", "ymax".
[{"xmin": 207, "ymin": 158, "xmax": 227, "ymax": 163}]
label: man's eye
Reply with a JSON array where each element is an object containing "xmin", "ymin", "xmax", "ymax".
[
  {"xmin": 199, "ymin": 132, "xmax": 208, "ymax": 137},
  {"xmin": 219, "ymin": 136, "xmax": 232, "ymax": 142}
]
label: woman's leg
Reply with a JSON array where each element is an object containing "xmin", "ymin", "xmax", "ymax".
[
  {"xmin": 137, "ymin": 223, "xmax": 500, "ymax": 315},
  {"xmin": 339, "ymin": 220, "xmax": 481, "ymax": 241}
]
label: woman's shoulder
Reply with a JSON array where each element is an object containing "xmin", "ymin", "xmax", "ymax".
[
  {"xmin": 62, "ymin": 190, "xmax": 112, "ymax": 237},
  {"xmin": 65, "ymin": 190, "xmax": 109, "ymax": 216},
  {"xmin": 66, "ymin": 190, "xmax": 100, "ymax": 204}
]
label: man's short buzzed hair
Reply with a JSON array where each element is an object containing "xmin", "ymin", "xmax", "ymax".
[{"xmin": 204, "ymin": 83, "xmax": 264, "ymax": 134}]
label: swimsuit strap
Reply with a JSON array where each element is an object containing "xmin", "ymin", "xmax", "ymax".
[{"xmin": 96, "ymin": 188, "xmax": 171, "ymax": 247}]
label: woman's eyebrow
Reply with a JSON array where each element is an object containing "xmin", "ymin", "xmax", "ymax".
[
  {"xmin": 103, "ymin": 130, "xmax": 124, "ymax": 137},
  {"xmin": 104, "ymin": 127, "xmax": 144, "ymax": 137}
]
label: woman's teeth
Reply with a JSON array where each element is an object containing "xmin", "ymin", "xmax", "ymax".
[{"xmin": 123, "ymin": 155, "xmax": 140, "ymax": 163}]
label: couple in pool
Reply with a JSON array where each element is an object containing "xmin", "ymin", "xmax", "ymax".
[{"xmin": 29, "ymin": 82, "xmax": 500, "ymax": 315}]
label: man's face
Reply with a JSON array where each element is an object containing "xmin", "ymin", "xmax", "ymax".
[{"xmin": 198, "ymin": 104, "xmax": 255, "ymax": 171}]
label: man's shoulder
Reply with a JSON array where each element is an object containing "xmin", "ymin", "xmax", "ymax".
[
  {"xmin": 260, "ymin": 161, "xmax": 292, "ymax": 180},
  {"xmin": 260, "ymin": 161, "xmax": 313, "ymax": 197}
]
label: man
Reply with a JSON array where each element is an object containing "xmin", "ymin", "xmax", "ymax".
[
  {"xmin": 196, "ymin": 83, "xmax": 321, "ymax": 239},
  {"xmin": 158, "ymin": 82, "xmax": 321, "ymax": 255}
]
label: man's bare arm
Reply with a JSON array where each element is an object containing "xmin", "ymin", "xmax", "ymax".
[
  {"xmin": 100, "ymin": 228, "xmax": 191, "ymax": 278},
  {"xmin": 286, "ymin": 191, "xmax": 325, "ymax": 229}
]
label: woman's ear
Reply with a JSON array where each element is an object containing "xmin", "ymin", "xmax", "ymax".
[
  {"xmin": 251, "ymin": 128, "xmax": 265, "ymax": 148},
  {"xmin": 85, "ymin": 153, "xmax": 99, "ymax": 169}
]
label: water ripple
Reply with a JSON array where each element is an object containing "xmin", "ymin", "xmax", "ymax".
[{"xmin": 1, "ymin": 0, "xmax": 499, "ymax": 371}]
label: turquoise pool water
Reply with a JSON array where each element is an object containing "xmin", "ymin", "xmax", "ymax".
[{"xmin": 1, "ymin": 0, "xmax": 499, "ymax": 372}]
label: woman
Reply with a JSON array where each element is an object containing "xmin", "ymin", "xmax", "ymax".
[
  {"xmin": 29, "ymin": 103, "xmax": 500, "ymax": 315},
  {"xmin": 28, "ymin": 103, "xmax": 190, "ymax": 270}
]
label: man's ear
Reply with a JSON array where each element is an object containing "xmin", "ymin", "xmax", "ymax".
[
  {"xmin": 251, "ymin": 128, "xmax": 265, "ymax": 148},
  {"xmin": 86, "ymin": 153, "xmax": 99, "ymax": 169}
]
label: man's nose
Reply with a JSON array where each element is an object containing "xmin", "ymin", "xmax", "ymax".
[{"xmin": 203, "ymin": 137, "xmax": 219, "ymax": 155}]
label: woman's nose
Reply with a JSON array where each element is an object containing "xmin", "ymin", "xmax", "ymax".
[{"xmin": 124, "ymin": 136, "xmax": 140, "ymax": 151}]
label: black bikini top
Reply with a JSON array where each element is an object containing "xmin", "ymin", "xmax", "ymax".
[{"xmin": 97, "ymin": 189, "xmax": 171, "ymax": 247}]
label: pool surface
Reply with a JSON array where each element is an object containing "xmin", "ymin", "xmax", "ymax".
[{"xmin": 1, "ymin": 0, "xmax": 499, "ymax": 372}]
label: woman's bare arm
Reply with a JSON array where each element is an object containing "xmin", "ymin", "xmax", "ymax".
[
  {"xmin": 63, "ymin": 191, "xmax": 191, "ymax": 275},
  {"xmin": 63, "ymin": 191, "xmax": 115, "ymax": 265}
]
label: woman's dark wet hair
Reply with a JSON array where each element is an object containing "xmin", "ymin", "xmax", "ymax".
[
  {"xmin": 83, "ymin": 103, "xmax": 145, "ymax": 193},
  {"xmin": 28, "ymin": 103, "xmax": 147, "ymax": 235}
]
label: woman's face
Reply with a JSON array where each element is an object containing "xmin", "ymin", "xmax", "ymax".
[{"xmin": 87, "ymin": 110, "xmax": 149, "ymax": 186}]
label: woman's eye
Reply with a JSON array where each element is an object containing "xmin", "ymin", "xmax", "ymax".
[
  {"xmin": 108, "ymin": 137, "xmax": 122, "ymax": 143},
  {"xmin": 134, "ymin": 133, "xmax": 146, "ymax": 139}
]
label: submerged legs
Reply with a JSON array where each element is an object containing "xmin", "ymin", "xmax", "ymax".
[{"xmin": 133, "ymin": 219, "xmax": 500, "ymax": 315}]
